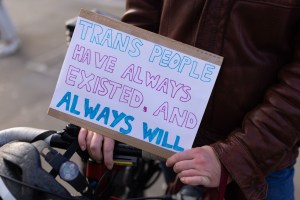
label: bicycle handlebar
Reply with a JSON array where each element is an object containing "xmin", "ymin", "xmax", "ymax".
[
  {"xmin": 0, "ymin": 125, "xmax": 165, "ymax": 161},
  {"xmin": 0, "ymin": 125, "xmax": 204, "ymax": 200},
  {"xmin": 0, "ymin": 127, "xmax": 50, "ymax": 146}
]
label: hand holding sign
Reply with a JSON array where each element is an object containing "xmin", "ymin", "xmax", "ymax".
[
  {"xmin": 48, "ymin": 9, "xmax": 223, "ymax": 159},
  {"xmin": 78, "ymin": 128, "xmax": 115, "ymax": 169},
  {"xmin": 166, "ymin": 145, "xmax": 221, "ymax": 187}
]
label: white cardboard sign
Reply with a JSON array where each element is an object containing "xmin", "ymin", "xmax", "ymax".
[{"xmin": 48, "ymin": 9, "xmax": 223, "ymax": 158}]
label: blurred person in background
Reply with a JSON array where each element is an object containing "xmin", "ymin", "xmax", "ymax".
[
  {"xmin": 78, "ymin": 1, "xmax": 300, "ymax": 199},
  {"xmin": 0, "ymin": 0, "xmax": 20, "ymax": 57}
]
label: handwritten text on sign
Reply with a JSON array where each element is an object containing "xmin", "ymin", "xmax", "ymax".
[{"xmin": 49, "ymin": 10, "xmax": 222, "ymax": 158}]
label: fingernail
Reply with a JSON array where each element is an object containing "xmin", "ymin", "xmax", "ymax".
[
  {"xmin": 108, "ymin": 164, "xmax": 114, "ymax": 170},
  {"xmin": 81, "ymin": 145, "xmax": 86, "ymax": 151},
  {"xmin": 165, "ymin": 161, "xmax": 169, "ymax": 167},
  {"xmin": 180, "ymin": 177, "xmax": 185, "ymax": 183}
]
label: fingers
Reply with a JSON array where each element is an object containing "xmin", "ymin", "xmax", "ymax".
[
  {"xmin": 173, "ymin": 160, "xmax": 212, "ymax": 186},
  {"xmin": 173, "ymin": 160, "xmax": 197, "ymax": 174},
  {"xmin": 177, "ymin": 168, "xmax": 201, "ymax": 178},
  {"xmin": 165, "ymin": 146, "xmax": 221, "ymax": 188},
  {"xmin": 78, "ymin": 128, "xmax": 88, "ymax": 151},
  {"xmin": 85, "ymin": 130, "xmax": 96, "ymax": 154},
  {"xmin": 177, "ymin": 168, "xmax": 210, "ymax": 185},
  {"xmin": 174, "ymin": 161, "xmax": 216, "ymax": 187},
  {"xmin": 166, "ymin": 149, "xmax": 194, "ymax": 167},
  {"xmin": 77, "ymin": 128, "xmax": 115, "ymax": 169},
  {"xmin": 88, "ymin": 132, "xmax": 104, "ymax": 162},
  {"xmin": 103, "ymin": 138, "xmax": 115, "ymax": 170},
  {"xmin": 180, "ymin": 175, "xmax": 211, "ymax": 186}
]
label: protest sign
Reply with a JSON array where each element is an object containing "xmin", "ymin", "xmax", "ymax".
[{"xmin": 48, "ymin": 9, "xmax": 223, "ymax": 158}]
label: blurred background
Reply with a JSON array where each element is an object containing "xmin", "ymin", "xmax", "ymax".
[
  {"xmin": 0, "ymin": 0, "xmax": 298, "ymax": 199},
  {"xmin": 0, "ymin": 0, "xmax": 124, "ymax": 131}
]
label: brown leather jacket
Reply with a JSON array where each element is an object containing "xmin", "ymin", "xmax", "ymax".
[{"xmin": 121, "ymin": 1, "xmax": 300, "ymax": 199}]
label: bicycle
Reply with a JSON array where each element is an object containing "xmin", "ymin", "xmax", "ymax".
[{"xmin": 0, "ymin": 124, "xmax": 205, "ymax": 200}]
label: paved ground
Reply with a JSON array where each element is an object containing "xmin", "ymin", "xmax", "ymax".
[
  {"xmin": 0, "ymin": 0, "xmax": 299, "ymax": 199},
  {"xmin": 0, "ymin": 0, "xmax": 124, "ymax": 131}
]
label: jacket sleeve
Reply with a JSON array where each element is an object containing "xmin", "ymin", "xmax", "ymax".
[
  {"xmin": 121, "ymin": 0, "xmax": 163, "ymax": 33},
  {"xmin": 211, "ymin": 26, "xmax": 300, "ymax": 200}
]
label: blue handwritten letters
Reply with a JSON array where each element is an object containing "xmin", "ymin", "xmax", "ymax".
[
  {"xmin": 56, "ymin": 91, "xmax": 184, "ymax": 150},
  {"xmin": 79, "ymin": 19, "xmax": 143, "ymax": 57},
  {"xmin": 56, "ymin": 91, "xmax": 134, "ymax": 135}
]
